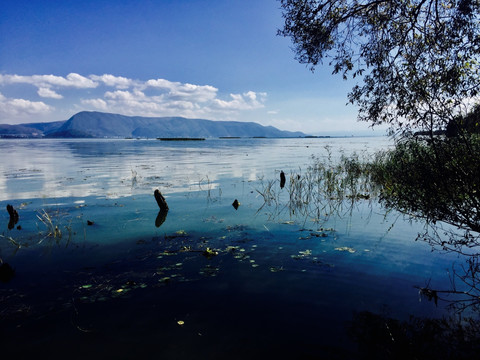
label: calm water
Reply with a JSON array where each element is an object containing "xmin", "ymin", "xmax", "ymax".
[{"xmin": 0, "ymin": 138, "xmax": 471, "ymax": 358}]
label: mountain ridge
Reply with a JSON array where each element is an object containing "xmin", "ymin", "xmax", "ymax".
[{"xmin": 0, "ymin": 111, "xmax": 307, "ymax": 138}]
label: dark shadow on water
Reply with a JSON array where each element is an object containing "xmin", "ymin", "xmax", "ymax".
[
  {"xmin": 155, "ymin": 209, "xmax": 168, "ymax": 228},
  {"xmin": 349, "ymin": 311, "xmax": 480, "ymax": 360}
]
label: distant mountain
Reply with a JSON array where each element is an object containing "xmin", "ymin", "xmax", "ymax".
[
  {"xmin": 0, "ymin": 111, "xmax": 307, "ymax": 138},
  {"xmin": 0, "ymin": 121, "xmax": 65, "ymax": 138}
]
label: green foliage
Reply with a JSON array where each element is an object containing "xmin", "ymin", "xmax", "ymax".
[
  {"xmin": 279, "ymin": 0, "xmax": 480, "ymax": 133},
  {"xmin": 448, "ymin": 103, "xmax": 480, "ymax": 137},
  {"xmin": 371, "ymin": 135, "xmax": 480, "ymax": 235}
]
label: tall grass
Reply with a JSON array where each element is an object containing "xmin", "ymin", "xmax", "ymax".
[{"xmin": 256, "ymin": 146, "xmax": 380, "ymax": 226}]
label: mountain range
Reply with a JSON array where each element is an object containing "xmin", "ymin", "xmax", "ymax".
[{"xmin": 0, "ymin": 111, "xmax": 307, "ymax": 138}]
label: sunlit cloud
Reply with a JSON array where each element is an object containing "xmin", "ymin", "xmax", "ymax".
[
  {"xmin": 104, "ymin": 89, "xmax": 147, "ymax": 101},
  {"xmin": 80, "ymin": 76, "xmax": 266, "ymax": 119},
  {"xmin": 0, "ymin": 73, "xmax": 98, "ymax": 89},
  {"xmin": 0, "ymin": 92, "xmax": 52, "ymax": 118},
  {"xmin": 0, "ymin": 72, "xmax": 267, "ymax": 123},
  {"xmin": 212, "ymin": 91, "xmax": 267, "ymax": 111},
  {"xmin": 81, "ymin": 98, "xmax": 108, "ymax": 110},
  {"xmin": 82, "ymin": 87, "xmax": 266, "ymax": 119},
  {"xmin": 37, "ymin": 87, "xmax": 63, "ymax": 99},
  {"xmin": 89, "ymin": 74, "xmax": 135, "ymax": 89},
  {"xmin": 145, "ymin": 78, "xmax": 218, "ymax": 102}
]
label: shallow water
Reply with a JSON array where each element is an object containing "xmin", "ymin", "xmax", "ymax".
[{"xmin": 0, "ymin": 137, "xmax": 472, "ymax": 358}]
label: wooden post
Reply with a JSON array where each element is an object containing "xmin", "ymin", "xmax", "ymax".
[
  {"xmin": 6, "ymin": 204, "xmax": 19, "ymax": 230},
  {"xmin": 280, "ymin": 171, "xmax": 286, "ymax": 189},
  {"xmin": 154, "ymin": 189, "xmax": 169, "ymax": 211},
  {"xmin": 232, "ymin": 199, "xmax": 240, "ymax": 210}
]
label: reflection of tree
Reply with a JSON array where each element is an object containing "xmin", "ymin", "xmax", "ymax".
[
  {"xmin": 277, "ymin": 0, "xmax": 480, "ymax": 317},
  {"xmin": 417, "ymin": 252, "xmax": 480, "ymax": 313},
  {"xmin": 372, "ymin": 136, "xmax": 480, "ymax": 238},
  {"xmin": 257, "ymin": 136, "xmax": 480, "ymax": 313},
  {"xmin": 349, "ymin": 311, "xmax": 480, "ymax": 359},
  {"xmin": 371, "ymin": 134, "xmax": 480, "ymax": 313}
]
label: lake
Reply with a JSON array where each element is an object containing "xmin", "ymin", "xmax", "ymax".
[{"xmin": 0, "ymin": 137, "xmax": 473, "ymax": 359}]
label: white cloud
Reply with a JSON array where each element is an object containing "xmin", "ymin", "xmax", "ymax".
[
  {"xmin": 37, "ymin": 87, "xmax": 63, "ymax": 99},
  {"xmin": 81, "ymin": 86, "xmax": 266, "ymax": 119},
  {"xmin": 89, "ymin": 74, "xmax": 134, "ymax": 89},
  {"xmin": 0, "ymin": 92, "xmax": 52, "ymax": 119},
  {"xmin": 144, "ymin": 78, "xmax": 174, "ymax": 89},
  {"xmin": 212, "ymin": 91, "xmax": 266, "ymax": 111},
  {"xmin": 0, "ymin": 72, "xmax": 268, "ymax": 123},
  {"xmin": 145, "ymin": 78, "xmax": 218, "ymax": 102},
  {"xmin": 0, "ymin": 73, "xmax": 98, "ymax": 89},
  {"xmin": 81, "ymin": 98, "xmax": 108, "ymax": 110},
  {"xmin": 104, "ymin": 89, "xmax": 147, "ymax": 101}
]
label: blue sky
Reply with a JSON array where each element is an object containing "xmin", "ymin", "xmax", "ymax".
[{"xmin": 0, "ymin": 0, "xmax": 384, "ymax": 135}]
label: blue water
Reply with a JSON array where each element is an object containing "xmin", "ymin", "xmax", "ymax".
[{"xmin": 0, "ymin": 138, "xmax": 472, "ymax": 358}]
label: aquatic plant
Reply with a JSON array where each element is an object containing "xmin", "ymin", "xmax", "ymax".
[
  {"xmin": 36, "ymin": 209, "xmax": 63, "ymax": 240},
  {"xmin": 256, "ymin": 146, "xmax": 378, "ymax": 226},
  {"xmin": 256, "ymin": 135, "xmax": 480, "ymax": 313}
]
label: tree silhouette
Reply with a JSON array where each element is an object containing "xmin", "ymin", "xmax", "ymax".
[{"xmin": 279, "ymin": 0, "xmax": 480, "ymax": 134}]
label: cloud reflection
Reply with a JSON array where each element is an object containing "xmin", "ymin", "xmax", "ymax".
[{"xmin": 0, "ymin": 138, "xmax": 392, "ymax": 202}]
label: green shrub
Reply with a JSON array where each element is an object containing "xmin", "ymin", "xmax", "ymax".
[{"xmin": 370, "ymin": 135, "xmax": 480, "ymax": 234}]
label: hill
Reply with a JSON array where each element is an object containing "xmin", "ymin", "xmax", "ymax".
[
  {"xmin": 0, "ymin": 111, "xmax": 306, "ymax": 138},
  {"xmin": 0, "ymin": 121, "xmax": 65, "ymax": 138}
]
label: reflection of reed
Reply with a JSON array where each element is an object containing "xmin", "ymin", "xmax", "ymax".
[
  {"xmin": 256, "ymin": 148, "xmax": 377, "ymax": 227},
  {"xmin": 256, "ymin": 148, "xmax": 480, "ymax": 315}
]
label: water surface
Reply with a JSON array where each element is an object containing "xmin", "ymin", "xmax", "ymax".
[{"xmin": 0, "ymin": 137, "xmax": 469, "ymax": 359}]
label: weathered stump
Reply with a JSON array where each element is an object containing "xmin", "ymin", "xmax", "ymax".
[
  {"xmin": 232, "ymin": 199, "xmax": 240, "ymax": 210},
  {"xmin": 6, "ymin": 204, "xmax": 19, "ymax": 230},
  {"xmin": 154, "ymin": 189, "xmax": 169, "ymax": 211},
  {"xmin": 154, "ymin": 189, "xmax": 169, "ymax": 228},
  {"xmin": 280, "ymin": 171, "xmax": 286, "ymax": 189}
]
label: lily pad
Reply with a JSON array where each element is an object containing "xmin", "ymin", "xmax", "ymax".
[
  {"xmin": 334, "ymin": 247, "xmax": 356, "ymax": 253},
  {"xmin": 202, "ymin": 248, "xmax": 218, "ymax": 258}
]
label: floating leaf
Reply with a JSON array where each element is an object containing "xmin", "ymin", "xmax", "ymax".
[
  {"xmin": 226, "ymin": 246, "xmax": 239, "ymax": 253},
  {"xmin": 299, "ymin": 250, "xmax": 312, "ymax": 256},
  {"xmin": 335, "ymin": 247, "xmax": 356, "ymax": 253},
  {"xmin": 202, "ymin": 248, "xmax": 218, "ymax": 258}
]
